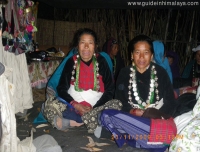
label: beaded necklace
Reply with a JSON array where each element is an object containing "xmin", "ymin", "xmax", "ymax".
[
  {"xmin": 71, "ymin": 54, "xmax": 100, "ymax": 92},
  {"xmin": 128, "ymin": 64, "xmax": 159, "ymax": 109}
]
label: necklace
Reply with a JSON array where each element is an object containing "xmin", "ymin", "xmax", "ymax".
[
  {"xmin": 128, "ymin": 64, "xmax": 159, "ymax": 109},
  {"xmin": 71, "ymin": 54, "xmax": 100, "ymax": 92}
]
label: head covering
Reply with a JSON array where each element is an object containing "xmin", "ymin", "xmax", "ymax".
[
  {"xmin": 166, "ymin": 51, "xmax": 180, "ymax": 79},
  {"xmin": 102, "ymin": 38, "xmax": 118, "ymax": 54},
  {"xmin": 0, "ymin": 62, "xmax": 5, "ymax": 76},
  {"xmin": 192, "ymin": 45, "xmax": 200, "ymax": 52},
  {"xmin": 153, "ymin": 41, "xmax": 165, "ymax": 65},
  {"xmin": 166, "ymin": 51, "xmax": 179, "ymax": 66},
  {"xmin": 153, "ymin": 40, "xmax": 173, "ymax": 83}
]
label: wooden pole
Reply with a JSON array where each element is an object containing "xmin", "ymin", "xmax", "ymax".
[
  {"xmin": 186, "ymin": 11, "xmax": 195, "ymax": 55},
  {"xmin": 164, "ymin": 9, "xmax": 171, "ymax": 44},
  {"xmin": 173, "ymin": 10, "xmax": 180, "ymax": 51}
]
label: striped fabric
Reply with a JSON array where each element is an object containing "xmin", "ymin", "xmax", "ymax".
[{"xmin": 100, "ymin": 109, "xmax": 168, "ymax": 151}]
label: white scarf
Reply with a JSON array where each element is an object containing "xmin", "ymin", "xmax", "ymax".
[{"xmin": 68, "ymin": 84, "xmax": 103, "ymax": 107}]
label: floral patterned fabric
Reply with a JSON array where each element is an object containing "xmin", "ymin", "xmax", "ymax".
[
  {"xmin": 169, "ymin": 96, "xmax": 200, "ymax": 152},
  {"xmin": 28, "ymin": 60, "xmax": 61, "ymax": 88}
]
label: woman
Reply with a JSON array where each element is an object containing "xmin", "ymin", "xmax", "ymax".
[
  {"xmin": 99, "ymin": 35, "xmax": 177, "ymax": 151},
  {"xmin": 166, "ymin": 50, "xmax": 180, "ymax": 79},
  {"xmin": 173, "ymin": 45, "xmax": 200, "ymax": 96},
  {"xmin": 182, "ymin": 45, "xmax": 200, "ymax": 86},
  {"xmin": 169, "ymin": 86, "xmax": 200, "ymax": 151},
  {"xmin": 102, "ymin": 38, "xmax": 125, "ymax": 81},
  {"xmin": 43, "ymin": 28, "xmax": 122, "ymax": 132},
  {"xmin": 153, "ymin": 40, "xmax": 173, "ymax": 83}
]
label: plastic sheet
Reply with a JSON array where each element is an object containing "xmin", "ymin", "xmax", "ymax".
[{"xmin": 33, "ymin": 134, "xmax": 62, "ymax": 152}]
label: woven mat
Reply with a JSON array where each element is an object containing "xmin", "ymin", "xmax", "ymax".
[{"xmin": 32, "ymin": 88, "xmax": 46, "ymax": 102}]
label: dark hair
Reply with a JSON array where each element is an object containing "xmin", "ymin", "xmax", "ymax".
[
  {"xmin": 166, "ymin": 55, "xmax": 174, "ymax": 59},
  {"xmin": 127, "ymin": 35, "xmax": 154, "ymax": 63},
  {"xmin": 102, "ymin": 37, "xmax": 118, "ymax": 54},
  {"xmin": 70, "ymin": 28, "xmax": 98, "ymax": 49}
]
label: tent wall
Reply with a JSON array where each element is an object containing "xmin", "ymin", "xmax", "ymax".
[{"xmin": 36, "ymin": 9, "xmax": 200, "ymax": 73}]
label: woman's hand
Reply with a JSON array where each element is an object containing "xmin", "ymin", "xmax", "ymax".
[
  {"xmin": 130, "ymin": 108, "xmax": 144, "ymax": 117},
  {"xmin": 74, "ymin": 103, "xmax": 92, "ymax": 115},
  {"xmin": 142, "ymin": 108, "xmax": 171, "ymax": 119}
]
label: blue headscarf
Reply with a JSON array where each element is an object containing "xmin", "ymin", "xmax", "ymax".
[{"xmin": 153, "ymin": 40, "xmax": 173, "ymax": 83}]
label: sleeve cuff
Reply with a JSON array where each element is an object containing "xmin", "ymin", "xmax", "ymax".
[{"xmin": 70, "ymin": 100, "xmax": 78, "ymax": 107}]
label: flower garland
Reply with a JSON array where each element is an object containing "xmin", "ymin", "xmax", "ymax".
[
  {"xmin": 71, "ymin": 54, "xmax": 100, "ymax": 92},
  {"xmin": 128, "ymin": 64, "xmax": 159, "ymax": 109}
]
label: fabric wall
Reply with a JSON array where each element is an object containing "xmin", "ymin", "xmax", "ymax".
[
  {"xmin": 0, "ymin": 3, "xmax": 35, "ymax": 151},
  {"xmin": 0, "ymin": 63, "xmax": 36, "ymax": 152},
  {"xmin": 0, "ymin": 64, "xmax": 17, "ymax": 152},
  {"xmin": 0, "ymin": 27, "xmax": 33, "ymax": 114},
  {"xmin": 0, "ymin": 46, "xmax": 34, "ymax": 113}
]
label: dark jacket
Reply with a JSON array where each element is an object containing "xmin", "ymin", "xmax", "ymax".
[
  {"xmin": 115, "ymin": 63, "xmax": 176, "ymax": 116},
  {"xmin": 57, "ymin": 54, "xmax": 114, "ymax": 108}
]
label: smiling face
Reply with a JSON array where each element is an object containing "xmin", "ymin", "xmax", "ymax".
[
  {"xmin": 132, "ymin": 41, "xmax": 153, "ymax": 73},
  {"xmin": 78, "ymin": 34, "xmax": 96, "ymax": 62}
]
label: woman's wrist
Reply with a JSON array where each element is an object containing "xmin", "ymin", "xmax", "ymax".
[
  {"xmin": 74, "ymin": 104, "xmax": 80, "ymax": 110},
  {"xmin": 130, "ymin": 108, "xmax": 144, "ymax": 116},
  {"xmin": 130, "ymin": 108, "xmax": 137, "ymax": 115},
  {"xmin": 70, "ymin": 100, "xmax": 78, "ymax": 107}
]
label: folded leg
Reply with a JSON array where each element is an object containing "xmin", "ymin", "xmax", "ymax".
[{"xmin": 100, "ymin": 109, "xmax": 167, "ymax": 151}]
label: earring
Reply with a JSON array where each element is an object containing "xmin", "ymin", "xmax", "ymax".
[
  {"xmin": 131, "ymin": 53, "xmax": 134, "ymax": 61},
  {"xmin": 151, "ymin": 56, "xmax": 155, "ymax": 63}
]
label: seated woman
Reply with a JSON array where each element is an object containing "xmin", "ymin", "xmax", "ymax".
[
  {"xmin": 43, "ymin": 28, "xmax": 122, "ymax": 132},
  {"xmin": 102, "ymin": 38, "xmax": 125, "ymax": 81},
  {"xmin": 169, "ymin": 86, "xmax": 200, "ymax": 151},
  {"xmin": 153, "ymin": 40, "xmax": 173, "ymax": 83},
  {"xmin": 182, "ymin": 45, "xmax": 200, "ymax": 85},
  {"xmin": 166, "ymin": 50, "xmax": 180, "ymax": 79},
  {"xmin": 98, "ymin": 35, "xmax": 177, "ymax": 151},
  {"xmin": 173, "ymin": 45, "xmax": 200, "ymax": 96}
]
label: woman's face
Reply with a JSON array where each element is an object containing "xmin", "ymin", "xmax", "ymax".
[
  {"xmin": 168, "ymin": 57, "xmax": 174, "ymax": 65},
  {"xmin": 196, "ymin": 50, "xmax": 200, "ymax": 65},
  {"xmin": 78, "ymin": 34, "xmax": 96, "ymax": 62},
  {"xmin": 110, "ymin": 44, "xmax": 119, "ymax": 57},
  {"xmin": 132, "ymin": 41, "xmax": 153, "ymax": 73}
]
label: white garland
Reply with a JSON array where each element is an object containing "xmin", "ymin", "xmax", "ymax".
[
  {"xmin": 71, "ymin": 53, "xmax": 100, "ymax": 91},
  {"xmin": 128, "ymin": 64, "xmax": 160, "ymax": 109}
]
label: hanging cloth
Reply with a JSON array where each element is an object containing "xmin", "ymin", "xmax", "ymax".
[{"xmin": 5, "ymin": 0, "xmax": 20, "ymax": 33}]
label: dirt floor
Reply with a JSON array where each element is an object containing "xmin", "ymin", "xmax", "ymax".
[{"xmin": 16, "ymin": 101, "xmax": 151, "ymax": 152}]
